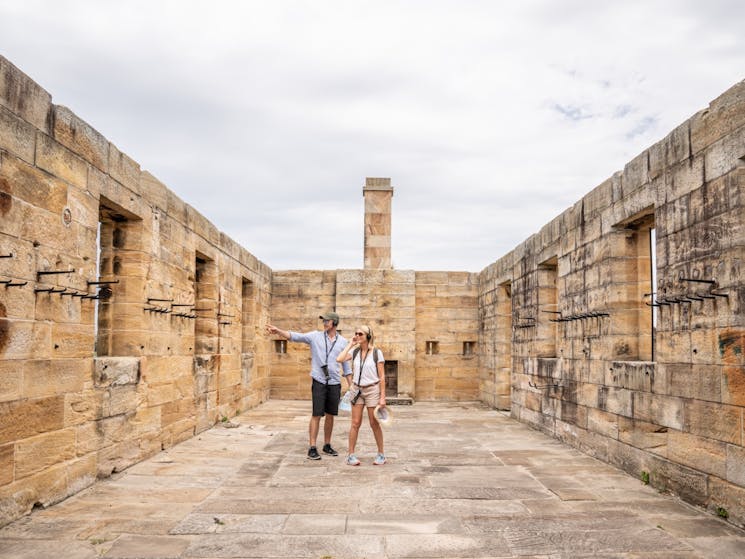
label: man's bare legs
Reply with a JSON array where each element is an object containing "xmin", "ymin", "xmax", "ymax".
[{"xmin": 309, "ymin": 414, "xmax": 334, "ymax": 447}]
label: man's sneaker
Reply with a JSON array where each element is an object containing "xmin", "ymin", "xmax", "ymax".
[
  {"xmin": 307, "ymin": 446, "xmax": 321, "ymax": 460},
  {"xmin": 322, "ymin": 443, "xmax": 338, "ymax": 456},
  {"xmin": 373, "ymin": 453, "xmax": 386, "ymax": 465},
  {"xmin": 346, "ymin": 454, "xmax": 361, "ymax": 466}
]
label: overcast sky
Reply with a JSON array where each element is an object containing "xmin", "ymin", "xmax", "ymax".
[{"xmin": 1, "ymin": 1, "xmax": 743, "ymax": 271}]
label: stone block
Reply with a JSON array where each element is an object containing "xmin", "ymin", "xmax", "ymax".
[
  {"xmin": 104, "ymin": 384, "xmax": 142, "ymax": 417},
  {"xmin": 667, "ymin": 156, "xmax": 705, "ymax": 205},
  {"xmin": 94, "ymin": 356, "xmax": 140, "ymax": 388},
  {"xmin": 14, "ymin": 428, "xmax": 76, "ymax": 479},
  {"xmin": 649, "ymin": 454, "xmax": 709, "ymax": 507},
  {"xmin": 97, "ymin": 437, "xmax": 144, "ymax": 477},
  {"xmin": 22, "ymin": 358, "xmax": 87, "ymax": 399},
  {"xmin": 52, "ymin": 105, "xmax": 108, "ymax": 171},
  {"xmin": 667, "ymin": 430, "xmax": 726, "ymax": 478},
  {"xmin": 708, "ymin": 476, "xmax": 745, "ymax": 528},
  {"xmin": 64, "ymin": 389, "xmax": 104, "ymax": 426},
  {"xmin": 35, "ymin": 133, "xmax": 88, "ymax": 190},
  {"xmin": 0, "ymin": 56, "xmax": 52, "ymax": 132},
  {"xmin": 0, "ymin": 106, "xmax": 35, "ymax": 163},
  {"xmin": 726, "ymin": 444, "xmax": 745, "ymax": 487},
  {"xmin": 608, "ymin": 361, "xmax": 654, "ymax": 391},
  {"xmin": 66, "ymin": 185, "xmax": 99, "ymax": 230},
  {"xmin": 0, "ymin": 319, "xmax": 51, "ymax": 360},
  {"xmin": 690, "ymin": 79, "xmax": 745, "ymax": 154},
  {"xmin": 633, "ymin": 392, "xmax": 684, "ymax": 430},
  {"xmin": 161, "ymin": 397, "xmax": 196, "ymax": 428},
  {"xmin": 621, "ymin": 151, "xmax": 649, "ymax": 198},
  {"xmin": 587, "ymin": 407, "xmax": 618, "ymax": 438},
  {"xmin": 0, "ymin": 151, "xmax": 68, "ymax": 214},
  {"xmin": 0, "ymin": 356, "xmax": 22, "ymax": 405},
  {"xmin": 108, "ymin": 143, "xmax": 141, "ymax": 193},
  {"xmin": 618, "ymin": 416, "xmax": 668, "ymax": 455},
  {"xmin": 51, "ymin": 323, "xmax": 94, "ymax": 359},
  {"xmin": 684, "ymin": 400, "xmax": 741, "ymax": 445},
  {"xmin": 0, "ymin": 394, "xmax": 65, "ymax": 446},
  {"xmin": 0, "ymin": 442, "xmax": 12, "ymax": 485}
]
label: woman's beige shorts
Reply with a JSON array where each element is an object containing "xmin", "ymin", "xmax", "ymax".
[{"xmin": 353, "ymin": 382, "xmax": 381, "ymax": 407}]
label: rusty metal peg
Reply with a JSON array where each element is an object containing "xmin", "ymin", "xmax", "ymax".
[
  {"xmin": 680, "ymin": 278, "xmax": 717, "ymax": 285},
  {"xmin": 528, "ymin": 380, "xmax": 561, "ymax": 390},
  {"xmin": 37, "ymin": 269, "xmax": 75, "ymax": 277},
  {"xmin": 0, "ymin": 280, "xmax": 27, "ymax": 287}
]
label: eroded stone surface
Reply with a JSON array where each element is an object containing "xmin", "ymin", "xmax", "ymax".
[{"xmin": 1, "ymin": 400, "xmax": 744, "ymax": 558}]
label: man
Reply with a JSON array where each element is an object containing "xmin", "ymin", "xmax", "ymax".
[{"xmin": 266, "ymin": 312, "xmax": 352, "ymax": 460}]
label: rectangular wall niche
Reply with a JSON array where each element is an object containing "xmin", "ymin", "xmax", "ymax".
[
  {"xmin": 463, "ymin": 341, "xmax": 476, "ymax": 355},
  {"xmin": 241, "ymin": 278, "xmax": 254, "ymax": 354},
  {"xmin": 194, "ymin": 254, "xmax": 217, "ymax": 355},
  {"xmin": 274, "ymin": 340, "xmax": 287, "ymax": 354},
  {"xmin": 496, "ymin": 281, "xmax": 513, "ymax": 377},
  {"xmin": 425, "ymin": 341, "xmax": 439, "ymax": 355},
  {"xmin": 613, "ymin": 210, "xmax": 655, "ymax": 361},
  {"xmin": 537, "ymin": 256, "xmax": 558, "ymax": 358},
  {"xmin": 384, "ymin": 360, "xmax": 398, "ymax": 397},
  {"xmin": 95, "ymin": 198, "xmax": 142, "ymax": 357}
]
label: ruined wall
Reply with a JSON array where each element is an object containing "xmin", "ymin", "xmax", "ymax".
[
  {"xmin": 478, "ymin": 254, "xmax": 514, "ymax": 410},
  {"xmin": 269, "ymin": 269, "xmax": 478, "ymax": 401},
  {"xmin": 479, "ymin": 80, "xmax": 745, "ymax": 527},
  {"xmin": 415, "ymin": 272, "xmax": 479, "ymax": 401},
  {"xmin": 0, "ymin": 57, "xmax": 272, "ymax": 526}
]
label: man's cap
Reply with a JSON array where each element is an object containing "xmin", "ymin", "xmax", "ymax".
[{"xmin": 319, "ymin": 311, "xmax": 340, "ymax": 322}]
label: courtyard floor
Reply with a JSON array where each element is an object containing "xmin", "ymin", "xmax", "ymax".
[{"xmin": 1, "ymin": 400, "xmax": 744, "ymax": 558}]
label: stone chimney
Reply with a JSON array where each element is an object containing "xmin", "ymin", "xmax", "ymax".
[{"xmin": 363, "ymin": 177, "xmax": 394, "ymax": 270}]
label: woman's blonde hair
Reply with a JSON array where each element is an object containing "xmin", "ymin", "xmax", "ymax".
[{"xmin": 357, "ymin": 324, "xmax": 374, "ymax": 346}]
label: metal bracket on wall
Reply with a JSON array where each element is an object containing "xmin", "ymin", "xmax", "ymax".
[
  {"xmin": 528, "ymin": 380, "xmax": 562, "ymax": 390},
  {"xmin": 0, "ymin": 279, "xmax": 27, "ymax": 288}
]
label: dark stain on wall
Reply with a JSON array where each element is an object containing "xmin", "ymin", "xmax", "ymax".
[
  {"xmin": 0, "ymin": 303, "xmax": 8, "ymax": 353},
  {"xmin": 0, "ymin": 177, "xmax": 12, "ymax": 215},
  {"xmin": 720, "ymin": 329, "xmax": 745, "ymax": 407}
]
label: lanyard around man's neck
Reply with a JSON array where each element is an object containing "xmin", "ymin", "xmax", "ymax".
[{"xmin": 324, "ymin": 332, "xmax": 338, "ymax": 363}]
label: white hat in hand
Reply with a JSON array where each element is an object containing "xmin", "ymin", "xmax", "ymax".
[{"xmin": 374, "ymin": 405, "xmax": 392, "ymax": 426}]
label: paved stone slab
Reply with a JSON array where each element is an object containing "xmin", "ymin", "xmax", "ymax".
[
  {"xmin": 103, "ymin": 534, "xmax": 192, "ymax": 558},
  {"xmin": 1, "ymin": 400, "xmax": 744, "ymax": 558}
]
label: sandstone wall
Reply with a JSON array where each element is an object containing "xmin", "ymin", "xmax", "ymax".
[
  {"xmin": 415, "ymin": 272, "xmax": 479, "ymax": 401},
  {"xmin": 479, "ymin": 80, "xmax": 745, "ymax": 527},
  {"xmin": 269, "ymin": 270, "xmax": 479, "ymax": 401},
  {"xmin": 0, "ymin": 56, "xmax": 272, "ymax": 525}
]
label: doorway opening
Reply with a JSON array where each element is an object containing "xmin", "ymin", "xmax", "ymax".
[{"xmin": 384, "ymin": 360, "xmax": 398, "ymax": 397}]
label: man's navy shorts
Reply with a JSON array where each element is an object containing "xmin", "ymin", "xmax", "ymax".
[{"xmin": 311, "ymin": 379, "xmax": 341, "ymax": 416}]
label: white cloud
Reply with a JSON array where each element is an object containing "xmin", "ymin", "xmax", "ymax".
[{"xmin": 1, "ymin": 0, "xmax": 743, "ymax": 271}]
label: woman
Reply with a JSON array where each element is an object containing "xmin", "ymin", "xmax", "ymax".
[{"xmin": 336, "ymin": 325, "xmax": 387, "ymax": 465}]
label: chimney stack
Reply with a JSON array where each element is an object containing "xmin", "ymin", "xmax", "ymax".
[{"xmin": 363, "ymin": 177, "xmax": 393, "ymax": 270}]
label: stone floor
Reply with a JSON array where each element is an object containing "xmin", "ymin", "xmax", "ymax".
[{"xmin": 1, "ymin": 400, "xmax": 745, "ymax": 559}]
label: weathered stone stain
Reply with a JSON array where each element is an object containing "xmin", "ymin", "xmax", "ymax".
[
  {"xmin": 0, "ymin": 177, "xmax": 11, "ymax": 215},
  {"xmin": 0, "ymin": 303, "xmax": 7, "ymax": 356}
]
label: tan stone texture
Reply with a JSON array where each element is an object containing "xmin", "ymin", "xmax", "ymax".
[{"xmin": 1, "ymin": 56, "xmax": 745, "ymax": 532}]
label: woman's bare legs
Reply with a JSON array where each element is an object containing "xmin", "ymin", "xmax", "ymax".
[{"xmin": 367, "ymin": 406, "xmax": 384, "ymax": 454}]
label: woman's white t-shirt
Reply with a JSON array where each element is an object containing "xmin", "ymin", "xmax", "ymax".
[{"xmin": 353, "ymin": 347, "xmax": 385, "ymax": 386}]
